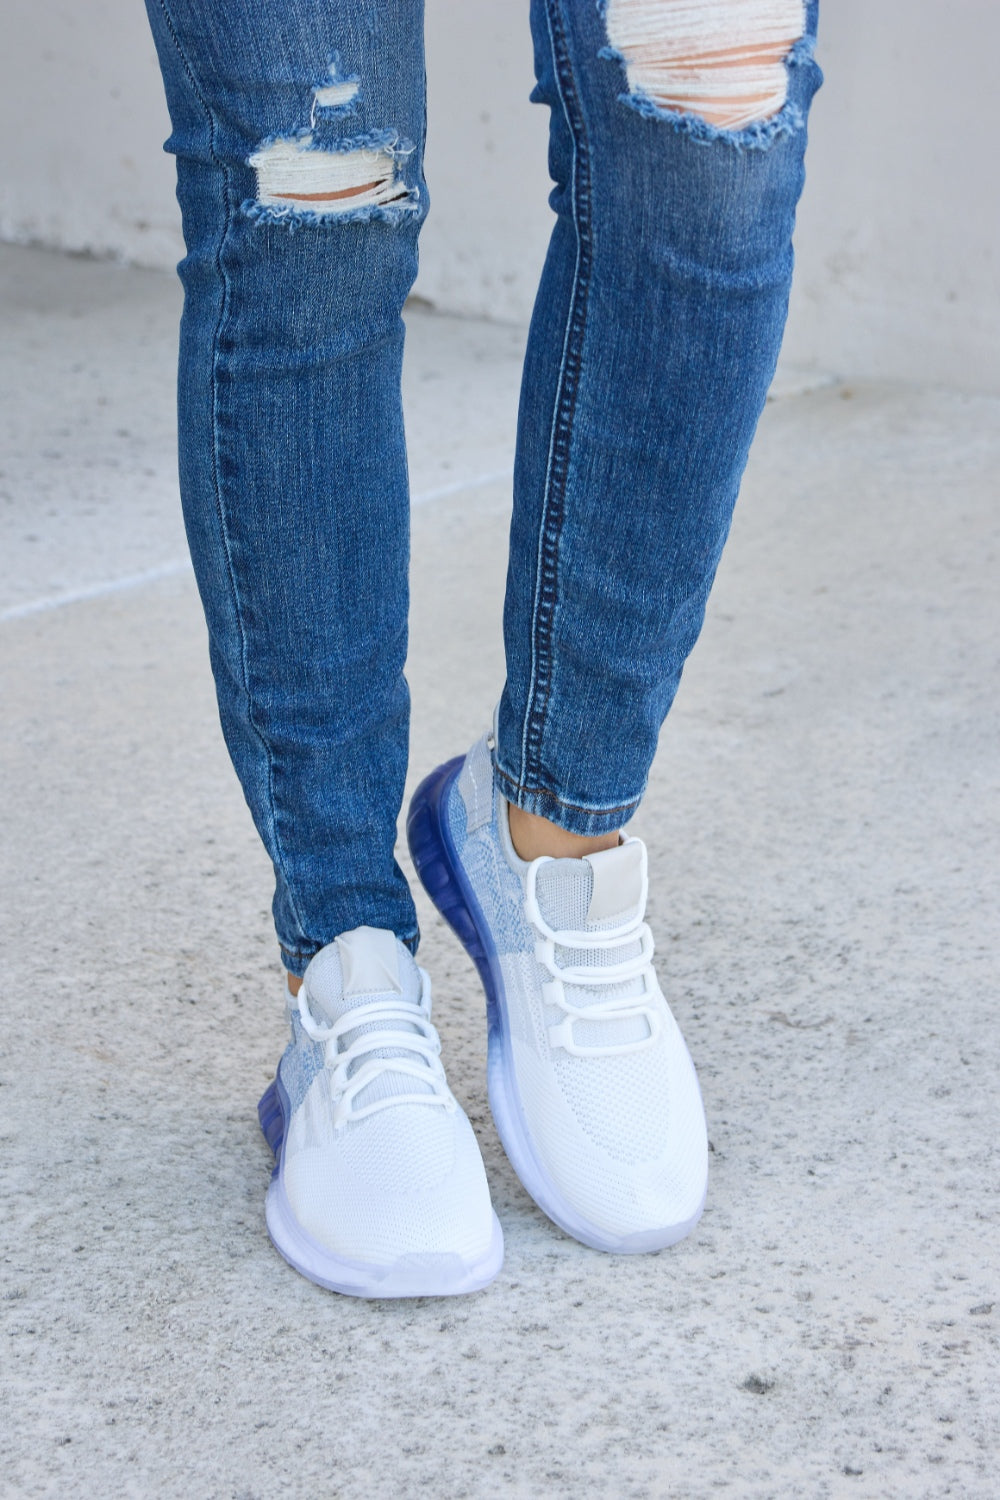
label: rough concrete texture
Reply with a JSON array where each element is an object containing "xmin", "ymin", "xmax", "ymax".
[{"xmin": 1, "ymin": 245, "xmax": 998, "ymax": 1498}]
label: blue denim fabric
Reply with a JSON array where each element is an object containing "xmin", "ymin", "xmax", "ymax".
[{"xmin": 144, "ymin": 0, "xmax": 821, "ymax": 972}]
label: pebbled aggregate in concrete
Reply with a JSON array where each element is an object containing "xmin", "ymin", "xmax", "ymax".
[{"xmin": 1, "ymin": 248, "xmax": 998, "ymax": 1498}]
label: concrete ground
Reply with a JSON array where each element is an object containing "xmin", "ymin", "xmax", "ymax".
[{"xmin": 1, "ymin": 243, "xmax": 998, "ymax": 1499}]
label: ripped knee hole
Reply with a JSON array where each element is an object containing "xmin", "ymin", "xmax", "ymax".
[
  {"xmin": 604, "ymin": 0, "xmax": 806, "ymax": 132},
  {"xmin": 247, "ymin": 65, "xmax": 417, "ymax": 222}
]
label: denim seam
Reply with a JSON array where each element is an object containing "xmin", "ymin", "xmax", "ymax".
[
  {"xmin": 518, "ymin": 0, "xmax": 595, "ymax": 798},
  {"xmin": 154, "ymin": 0, "xmax": 308, "ymax": 949}
]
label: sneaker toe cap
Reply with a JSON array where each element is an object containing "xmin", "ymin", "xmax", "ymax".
[
  {"xmin": 512, "ymin": 1034, "xmax": 708, "ymax": 1246},
  {"xmin": 283, "ymin": 1106, "xmax": 496, "ymax": 1265}
]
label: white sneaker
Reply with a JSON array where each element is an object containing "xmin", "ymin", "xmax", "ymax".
[
  {"xmin": 408, "ymin": 734, "xmax": 708, "ymax": 1252},
  {"xmin": 258, "ymin": 926, "xmax": 503, "ymax": 1297}
]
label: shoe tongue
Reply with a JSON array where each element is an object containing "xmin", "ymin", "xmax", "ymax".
[
  {"xmin": 302, "ymin": 928, "xmax": 436, "ymax": 1107},
  {"xmin": 304, "ymin": 926, "xmax": 419, "ymax": 1021},
  {"xmin": 534, "ymin": 840, "xmax": 645, "ymax": 932}
]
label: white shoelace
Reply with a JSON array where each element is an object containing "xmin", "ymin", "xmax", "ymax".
[
  {"xmin": 525, "ymin": 863, "xmax": 662, "ymax": 1059},
  {"xmin": 296, "ymin": 970, "xmax": 457, "ymax": 1128}
]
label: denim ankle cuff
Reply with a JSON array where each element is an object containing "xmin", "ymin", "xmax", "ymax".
[{"xmin": 492, "ymin": 757, "xmax": 640, "ymax": 838}]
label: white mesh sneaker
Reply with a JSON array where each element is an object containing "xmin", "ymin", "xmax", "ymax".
[
  {"xmin": 407, "ymin": 733, "xmax": 708, "ymax": 1253},
  {"xmin": 257, "ymin": 926, "xmax": 503, "ymax": 1297}
]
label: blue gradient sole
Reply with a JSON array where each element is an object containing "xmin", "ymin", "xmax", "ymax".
[{"xmin": 258, "ymin": 1079, "xmax": 284, "ymax": 1165}]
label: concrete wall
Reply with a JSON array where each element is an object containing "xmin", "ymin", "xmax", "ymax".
[
  {"xmin": 781, "ymin": 2, "xmax": 1000, "ymax": 391},
  {"xmin": 2, "ymin": 1, "xmax": 997, "ymax": 390},
  {"xmin": 0, "ymin": 0, "xmax": 183, "ymax": 273}
]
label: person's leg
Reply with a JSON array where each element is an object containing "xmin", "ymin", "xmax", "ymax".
[
  {"xmin": 499, "ymin": 0, "xmax": 821, "ymax": 837},
  {"xmin": 409, "ymin": 0, "xmax": 821, "ymax": 1252},
  {"xmin": 144, "ymin": 0, "xmax": 426, "ymax": 977},
  {"xmin": 145, "ymin": 0, "xmax": 502, "ymax": 1296}
]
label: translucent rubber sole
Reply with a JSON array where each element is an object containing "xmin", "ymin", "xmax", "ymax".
[
  {"xmin": 257, "ymin": 1076, "xmax": 504, "ymax": 1298},
  {"xmin": 407, "ymin": 757, "xmax": 706, "ymax": 1255}
]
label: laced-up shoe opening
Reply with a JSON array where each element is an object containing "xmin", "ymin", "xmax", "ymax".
[
  {"xmin": 296, "ymin": 973, "xmax": 457, "ymax": 1128},
  {"xmin": 525, "ymin": 846, "xmax": 662, "ymax": 1058}
]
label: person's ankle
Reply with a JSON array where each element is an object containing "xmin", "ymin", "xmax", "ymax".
[
  {"xmin": 286, "ymin": 972, "xmax": 303, "ymax": 996},
  {"xmin": 507, "ymin": 803, "xmax": 620, "ymax": 863}
]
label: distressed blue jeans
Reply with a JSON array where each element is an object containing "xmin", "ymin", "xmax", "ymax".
[{"xmin": 145, "ymin": 0, "xmax": 822, "ymax": 973}]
